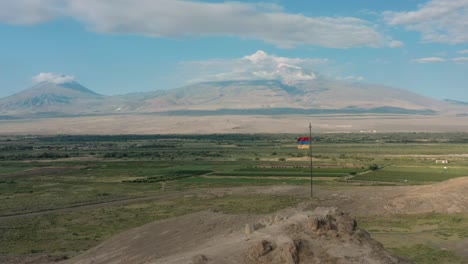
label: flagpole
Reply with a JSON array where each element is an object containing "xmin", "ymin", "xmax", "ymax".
[{"xmin": 309, "ymin": 123, "xmax": 313, "ymax": 197}]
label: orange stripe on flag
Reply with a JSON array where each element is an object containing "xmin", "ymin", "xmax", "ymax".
[{"xmin": 298, "ymin": 145, "xmax": 310, "ymax": 149}]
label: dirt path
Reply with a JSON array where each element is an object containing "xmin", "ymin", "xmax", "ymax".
[
  {"xmin": 0, "ymin": 187, "xmax": 214, "ymax": 220},
  {"xmin": 343, "ymin": 169, "xmax": 372, "ymax": 180},
  {"xmin": 66, "ymin": 177, "xmax": 468, "ymax": 264},
  {"xmin": 0, "ymin": 185, "xmax": 308, "ymax": 220},
  {"xmin": 4, "ymin": 175, "xmax": 468, "ymax": 220},
  {"xmin": 4, "ymin": 177, "xmax": 468, "ymax": 263},
  {"xmin": 4, "ymin": 173, "xmax": 468, "ymax": 216}
]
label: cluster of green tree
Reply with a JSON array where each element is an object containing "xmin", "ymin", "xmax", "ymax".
[
  {"xmin": 37, "ymin": 134, "xmax": 272, "ymax": 143},
  {"xmin": 134, "ymin": 143, "xmax": 177, "ymax": 149},
  {"xmin": 0, "ymin": 180, "xmax": 16, "ymax": 184},
  {"xmin": 0, "ymin": 145, "xmax": 34, "ymax": 151},
  {"xmin": 0, "ymin": 152, "xmax": 71, "ymax": 160},
  {"xmin": 103, "ymin": 152, "xmax": 154, "ymax": 158},
  {"xmin": 122, "ymin": 170, "xmax": 212, "ymax": 183},
  {"xmin": 103, "ymin": 150, "xmax": 224, "ymax": 159},
  {"xmin": 313, "ymin": 133, "xmax": 468, "ymax": 143},
  {"xmin": 5, "ymin": 133, "xmax": 468, "ymax": 146}
]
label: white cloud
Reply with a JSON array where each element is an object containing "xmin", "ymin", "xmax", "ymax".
[
  {"xmin": 388, "ymin": 40, "xmax": 404, "ymax": 48},
  {"xmin": 344, "ymin": 76, "xmax": 365, "ymax": 81},
  {"xmin": 69, "ymin": 0, "xmax": 384, "ymax": 48},
  {"xmin": 183, "ymin": 50, "xmax": 328, "ymax": 84},
  {"xmin": 0, "ymin": 0, "xmax": 65, "ymax": 25},
  {"xmin": 33, "ymin": 72, "xmax": 75, "ymax": 84},
  {"xmin": 452, "ymin": 57, "xmax": 468, "ymax": 63},
  {"xmin": 0, "ymin": 0, "xmax": 399, "ymax": 48},
  {"xmin": 384, "ymin": 0, "xmax": 468, "ymax": 44},
  {"xmin": 411, "ymin": 56, "xmax": 468, "ymax": 63},
  {"xmin": 411, "ymin": 57, "xmax": 446, "ymax": 63},
  {"xmin": 458, "ymin": 49, "xmax": 468, "ymax": 54}
]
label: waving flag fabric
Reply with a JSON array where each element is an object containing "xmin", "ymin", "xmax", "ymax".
[{"xmin": 297, "ymin": 137, "xmax": 310, "ymax": 149}]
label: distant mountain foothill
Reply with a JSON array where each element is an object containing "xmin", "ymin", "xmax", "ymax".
[{"xmin": 0, "ymin": 77, "xmax": 463, "ymax": 118}]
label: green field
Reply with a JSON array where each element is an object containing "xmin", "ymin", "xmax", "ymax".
[
  {"xmin": 214, "ymin": 167, "xmax": 362, "ymax": 177},
  {"xmin": 357, "ymin": 213, "xmax": 468, "ymax": 264},
  {"xmin": 0, "ymin": 194, "xmax": 301, "ymax": 255},
  {"xmin": 353, "ymin": 165, "xmax": 468, "ymax": 184},
  {"xmin": 1, "ymin": 133, "xmax": 468, "ymax": 262}
]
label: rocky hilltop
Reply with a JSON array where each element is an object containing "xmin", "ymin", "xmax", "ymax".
[{"xmin": 69, "ymin": 207, "xmax": 410, "ymax": 264}]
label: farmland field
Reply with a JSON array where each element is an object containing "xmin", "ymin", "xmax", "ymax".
[
  {"xmin": 353, "ymin": 165, "xmax": 468, "ymax": 184},
  {"xmin": 1, "ymin": 133, "xmax": 468, "ymax": 263}
]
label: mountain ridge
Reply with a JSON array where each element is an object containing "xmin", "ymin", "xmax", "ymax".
[
  {"xmin": 135, "ymin": 79, "xmax": 444, "ymax": 113},
  {"xmin": 0, "ymin": 80, "xmax": 104, "ymax": 114},
  {"xmin": 0, "ymin": 78, "xmax": 460, "ymax": 117}
]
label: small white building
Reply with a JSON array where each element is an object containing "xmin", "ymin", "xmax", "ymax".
[{"xmin": 435, "ymin": 160, "xmax": 449, "ymax": 164}]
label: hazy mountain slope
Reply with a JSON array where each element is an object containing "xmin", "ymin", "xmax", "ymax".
[
  {"xmin": 293, "ymin": 79, "xmax": 444, "ymax": 110},
  {"xmin": 138, "ymin": 80, "xmax": 299, "ymax": 111},
  {"xmin": 444, "ymin": 99, "xmax": 468, "ymax": 106},
  {"xmin": 0, "ymin": 81, "xmax": 105, "ymax": 115},
  {"xmin": 0, "ymin": 78, "xmax": 453, "ymax": 117},
  {"xmin": 136, "ymin": 79, "xmax": 445, "ymax": 113}
]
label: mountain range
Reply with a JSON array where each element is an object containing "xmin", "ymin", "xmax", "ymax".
[{"xmin": 0, "ymin": 77, "xmax": 464, "ymax": 118}]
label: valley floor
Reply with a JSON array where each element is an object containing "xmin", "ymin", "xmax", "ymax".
[
  {"xmin": 2, "ymin": 133, "xmax": 468, "ymax": 263},
  {"xmin": 2, "ymin": 114, "xmax": 468, "ymax": 134},
  {"xmin": 3, "ymin": 181, "xmax": 467, "ymax": 264}
]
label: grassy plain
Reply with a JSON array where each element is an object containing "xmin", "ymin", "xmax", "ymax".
[
  {"xmin": 1, "ymin": 194, "xmax": 301, "ymax": 255},
  {"xmin": 1, "ymin": 133, "xmax": 468, "ymax": 263},
  {"xmin": 353, "ymin": 165, "xmax": 468, "ymax": 184},
  {"xmin": 357, "ymin": 213, "xmax": 468, "ymax": 264}
]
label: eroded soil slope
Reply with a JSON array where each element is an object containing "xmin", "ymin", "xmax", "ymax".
[{"xmin": 69, "ymin": 207, "xmax": 410, "ymax": 264}]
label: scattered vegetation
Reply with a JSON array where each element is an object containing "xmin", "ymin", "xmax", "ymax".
[
  {"xmin": 122, "ymin": 170, "xmax": 212, "ymax": 183},
  {"xmin": 2, "ymin": 133, "xmax": 468, "ymax": 261},
  {"xmin": 390, "ymin": 245, "xmax": 465, "ymax": 264}
]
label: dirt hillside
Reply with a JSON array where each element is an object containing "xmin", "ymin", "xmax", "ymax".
[
  {"xmin": 68, "ymin": 211, "xmax": 258, "ymax": 264},
  {"xmin": 68, "ymin": 207, "xmax": 410, "ymax": 264},
  {"xmin": 7, "ymin": 177, "xmax": 468, "ymax": 264},
  {"xmin": 297, "ymin": 176, "xmax": 468, "ymax": 216},
  {"xmin": 384, "ymin": 176, "xmax": 468, "ymax": 214}
]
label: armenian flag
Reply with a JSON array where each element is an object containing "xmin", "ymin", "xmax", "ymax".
[{"xmin": 297, "ymin": 137, "xmax": 310, "ymax": 149}]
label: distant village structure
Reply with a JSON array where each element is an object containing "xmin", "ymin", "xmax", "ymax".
[{"xmin": 435, "ymin": 160, "xmax": 449, "ymax": 164}]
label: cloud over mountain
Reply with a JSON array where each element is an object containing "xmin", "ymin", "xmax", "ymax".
[
  {"xmin": 0, "ymin": 0, "xmax": 399, "ymax": 48},
  {"xmin": 33, "ymin": 72, "xmax": 75, "ymax": 84},
  {"xmin": 183, "ymin": 50, "xmax": 326, "ymax": 85}
]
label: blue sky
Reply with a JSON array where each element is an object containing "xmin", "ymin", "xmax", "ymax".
[{"xmin": 1, "ymin": 0, "xmax": 468, "ymax": 100}]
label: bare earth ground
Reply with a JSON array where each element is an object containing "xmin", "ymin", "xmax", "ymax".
[
  {"xmin": 2, "ymin": 114, "xmax": 468, "ymax": 135},
  {"xmin": 70, "ymin": 208, "xmax": 410, "ymax": 264},
  {"xmin": 57, "ymin": 177, "xmax": 468, "ymax": 264}
]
